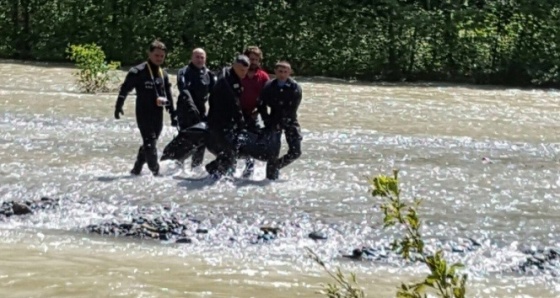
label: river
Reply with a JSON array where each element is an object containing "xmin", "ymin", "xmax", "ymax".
[{"xmin": 1, "ymin": 59, "xmax": 559, "ymax": 297}]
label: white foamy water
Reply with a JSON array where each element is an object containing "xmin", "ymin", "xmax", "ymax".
[{"xmin": 1, "ymin": 59, "xmax": 560, "ymax": 297}]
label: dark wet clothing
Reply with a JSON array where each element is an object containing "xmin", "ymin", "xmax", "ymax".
[
  {"xmin": 205, "ymin": 67, "xmax": 245, "ymax": 176},
  {"xmin": 115, "ymin": 60, "xmax": 175, "ymax": 175},
  {"xmin": 176, "ymin": 63, "xmax": 216, "ymax": 167},
  {"xmin": 207, "ymin": 67, "xmax": 245, "ymax": 131},
  {"xmin": 176, "ymin": 63, "xmax": 216, "ymax": 127},
  {"xmin": 257, "ymin": 78, "xmax": 303, "ymax": 179}
]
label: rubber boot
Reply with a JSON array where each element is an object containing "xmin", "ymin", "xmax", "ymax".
[
  {"xmin": 144, "ymin": 140, "xmax": 160, "ymax": 176},
  {"xmin": 130, "ymin": 146, "xmax": 146, "ymax": 175}
]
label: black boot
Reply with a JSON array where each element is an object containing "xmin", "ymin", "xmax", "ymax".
[
  {"xmin": 266, "ymin": 160, "xmax": 279, "ymax": 180},
  {"xmin": 151, "ymin": 164, "xmax": 160, "ymax": 176},
  {"xmin": 130, "ymin": 146, "xmax": 145, "ymax": 175},
  {"xmin": 191, "ymin": 146, "xmax": 205, "ymax": 169},
  {"xmin": 205, "ymin": 160, "xmax": 220, "ymax": 178},
  {"xmin": 144, "ymin": 140, "xmax": 160, "ymax": 176}
]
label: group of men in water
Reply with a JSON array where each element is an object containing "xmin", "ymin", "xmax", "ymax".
[{"xmin": 114, "ymin": 40, "xmax": 303, "ymax": 180}]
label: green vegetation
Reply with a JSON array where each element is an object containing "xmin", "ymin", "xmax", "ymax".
[
  {"xmin": 66, "ymin": 43, "xmax": 120, "ymax": 93},
  {"xmin": 1, "ymin": 0, "xmax": 559, "ymax": 87},
  {"xmin": 309, "ymin": 170, "xmax": 467, "ymax": 297},
  {"xmin": 307, "ymin": 248, "xmax": 366, "ymax": 298}
]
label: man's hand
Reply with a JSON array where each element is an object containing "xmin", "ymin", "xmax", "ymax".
[
  {"xmin": 114, "ymin": 107, "xmax": 124, "ymax": 119},
  {"xmin": 170, "ymin": 111, "xmax": 178, "ymax": 127}
]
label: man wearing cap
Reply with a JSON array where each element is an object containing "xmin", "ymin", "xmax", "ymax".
[
  {"xmin": 258, "ymin": 61, "xmax": 303, "ymax": 180},
  {"xmin": 175, "ymin": 48, "xmax": 217, "ymax": 169},
  {"xmin": 237, "ymin": 46, "xmax": 270, "ymax": 178},
  {"xmin": 205, "ymin": 55, "xmax": 250, "ymax": 178}
]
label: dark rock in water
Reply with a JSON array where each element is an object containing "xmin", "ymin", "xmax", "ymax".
[
  {"xmin": 86, "ymin": 213, "xmax": 192, "ymax": 243},
  {"xmin": 159, "ymin": 233, "xmax": 171, "ymax": 241},
  {"xmin": 251, "ymin": 227, "xmax": 282, "ymax": 243},
  {"xmin": 196, "ymin": 228, "xmax": 208, "ymax": 234},
  {"xmin": 308, "ymin": 231, "xmax": 327, "ymax": 240},
  {"xmin": 0, "ymin": 197, "xmax": 59, "ymax": 217},
  {"xmin": 362, "ymin": 248, "xmax": 378, "ymax": 257},
  {"xmin": 256, "ymin": 233, "xmax": 276, "ymax": 242},
  {"xmin": 349, "ymin": 248, "xmax": 364, "ymax": 259},
  {"xmin": 343, "ymin": 248, "xmax": 364, "ymax": 260},
  {"xmin": 515, "ymin": 247, "xmax": 560, "ymax": 274},
  {"xmin": 452, "ymin": 245, "xmax": 467, "ymax": 253},
  {"xmin": 260, "ymin": 227, "xmax": 281, "ymax": 235},
  {"xmin": 188, "ymin": 217, "xmax": 203, "ymax": 224},
  {"xmin": 176, "ymin": 238, "xmax": 192, "ymax": 244},
  {"xmin": 467, "ymin": 237, "xmax": 482, "ymax": 247},
  {"xmin": 343, "ymin": 247, "xmax": 389, "ymax": 261}
]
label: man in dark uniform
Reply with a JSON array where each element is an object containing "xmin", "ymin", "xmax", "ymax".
[
  {"xmin": 175, "ymin": 48, "xmax": 216, "ymax": 169},
  {"xmin": 257, "ymin": 61, "xmax": 303, "ymax": 180},
  {"xmin": 114, "ymin": 40, "xmax": 176, "ymax": 176},
  {"xmin": 204, "ymin": 55, "xmax": 250, "ymax": 179}
]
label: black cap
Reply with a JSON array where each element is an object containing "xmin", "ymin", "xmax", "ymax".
[{"xmin": 234, "ymin": 54, "xmax": 250, "ymax": 67}]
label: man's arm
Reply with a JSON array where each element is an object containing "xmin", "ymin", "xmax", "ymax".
[
  {"xmin": 208, "ymin": 70, "xmax": 217, "ymax": 91},
  {"xmin": 164, "ymin": 71, "xmax": 174, "ymax": 113},
  {"xmin": 176, "ymin": 68, "xmax": 201, "ymax": 120},
  {"xmin": 257, "ymin": 82, "xmax": 272, "ymax": 127},
  {"xmin": 286, "ymin": 84, "xmax": 302, "ymax": 123},
  {"xmin": 232, "ymin": 91, "xmax": 245, "ymax": 130},
  {"xmin": 207, "ymin": 78, "xmax": 226, "ymax": 122},
  {"xmin": 114, "ymin": 67, "xmax": 138, "ymax": 119}
]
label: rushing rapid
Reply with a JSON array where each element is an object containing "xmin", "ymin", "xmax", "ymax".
[{"xmin": 1, "ymin": 60, "xmax": 560, "ymax": 297}]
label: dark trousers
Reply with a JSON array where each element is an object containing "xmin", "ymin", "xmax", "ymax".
[
  {"xmin": 132, "ymin": 108, "xmax": 163, "ymax": 174},
  {"xmin": 266, "ymin": 125, "xmax": 302, "ymax": 179},
  {"xmin": 205, "ymin": 128, "xmax": 238, "ymax": 176},
  {"xmin": 177, "ymin": 112, "xmax": 206, "ymax": 168},
  {"xmin": 240, "ymin": 115, "xmax": 261, "ymax": 175}
]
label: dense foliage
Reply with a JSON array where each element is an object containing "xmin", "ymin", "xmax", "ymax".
[
  {"xmin": 1, "ymin": 0, "xmax": 559, "ymax": 86},
  {"xmin": 66, "ymin": 43, "xmax": 120, "ymax": 92}
]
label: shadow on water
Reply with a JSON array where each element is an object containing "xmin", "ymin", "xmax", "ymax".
[
  {"xmin": 173, "ymin": 175, "xmax": 218, "ymax": 191},
  {"xmin": 96, "ymin": 175, "xmax": 138, "ymax": 182},
  {"xmin": 173, "ymin": 175, "xmax": 278, "ymax": 191}
]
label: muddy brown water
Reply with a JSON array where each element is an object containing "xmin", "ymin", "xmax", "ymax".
[{"xmin": 1, "ymin": 59, "xmax": 560, "ymax": 297}]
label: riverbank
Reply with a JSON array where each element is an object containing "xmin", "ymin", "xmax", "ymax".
[{"xmin": 3, "ymin": 58, "xmax": 560, "ymax": 91}]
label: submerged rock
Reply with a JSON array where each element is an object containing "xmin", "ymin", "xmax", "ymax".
[
  {"xmin": 342, "ymin": 247, "xmax": 390, "ymax": 261},
  {"xmin": 176, "ymin": 238, "xmax": 192, "ymax": 244},
  {"xmin": 308, "ymin": 231, "xmax": 328, "ymax": 240},
  {"xmin": 5, "ymin": 196, "xmax": 558, "ymax": 277},
  {"xmin": 85, "ymin": 214, "xmax": 192, "ymax": 242},
  {"xmin": 516, "ymin": 247, "xmax": 560, "ymax": 274},
  {"xmin": 0, "ymin": 197, "xmax": 59, "ymax": 217}
]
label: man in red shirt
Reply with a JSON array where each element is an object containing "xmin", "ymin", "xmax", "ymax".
[{"xmin": 239, "ymin": 46, "xmax": 270, "ymax": 178}]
